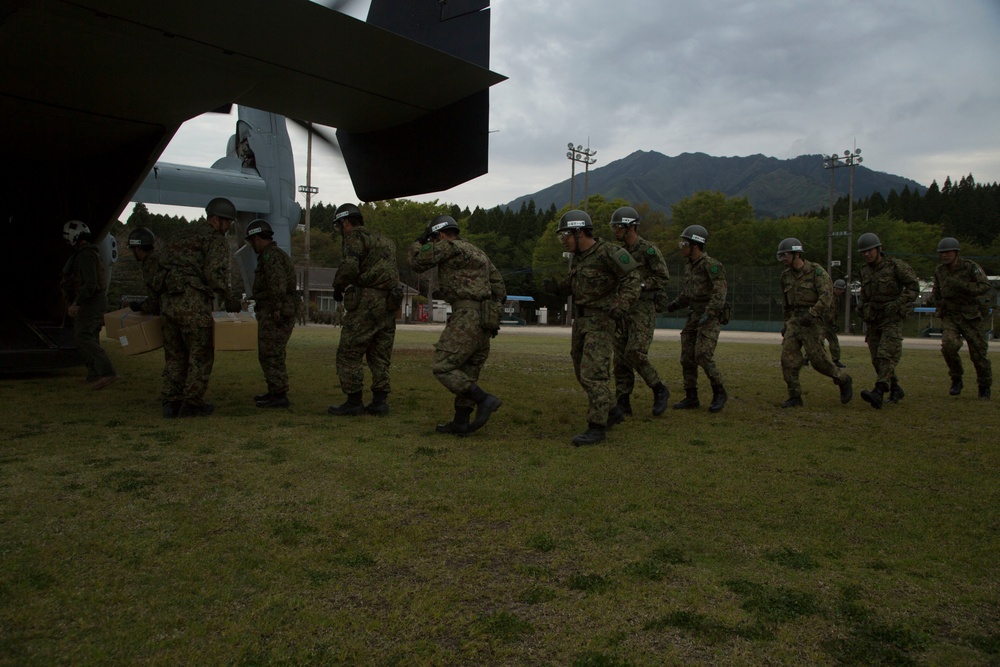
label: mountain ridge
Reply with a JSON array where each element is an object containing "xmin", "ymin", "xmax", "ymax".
[{"xmin": 502, "ymin": 150, "xmax": 926, "ymax": 219}]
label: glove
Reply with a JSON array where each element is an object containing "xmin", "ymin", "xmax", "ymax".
[
  {"xmin": 224, "ymin": 298, "xmax": 242, "ymax": 313},
  {"xmin": 697, "ymin": 313, "xmax": 710, "ymax": 327},
  {"xmin": 128, "ymin": 300, "xmax": 143, "ymax": 312},
  {"xmin": 799, "ymin": 311, "xmax": 814, "ymax": 327},
  {"xmin": 333, "ymin": 287, "xmax": 344, "ymax": 302},
  {"xmin": 665, "ymin": 301, "xmax": 680, "ymax": 313}
]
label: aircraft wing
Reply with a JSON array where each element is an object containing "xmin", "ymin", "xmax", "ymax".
[{"xmin": 132, "ymin": 163, "xmax": 271, "ymax": 215}]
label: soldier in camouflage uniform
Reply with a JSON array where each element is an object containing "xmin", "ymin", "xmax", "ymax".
[
  {"xmin": 61, "ymin": 220, "xmax": 118, "ymax": 389},
  {"xmin": 665, "ymin": 225, "xmax": 729, "ymax": 412},
  {"xmin": 159, "ymin": 197, "xmax": 243, "ymax": 417},
  {"xmin": 776, "ymin": 238, "xmax": 853, "ymax": 408},
  {"xmin": 408, "ymin": 215, "xmax": 505, "ymax": 435},
  {"xmin": 608, "ymin": 206, "xmax": 671, "ymax": 417},
  {"xmin": 327, "ymin": 203, "xmax": 399, "ymax": 417},
  {"xmin": 245, "ymin": 220, "xmax": 298, "ymax": 408},
  {"xmin": 554, "ymin": 210, "xmax": 640, "ymax": 446},
  {"xmin": 856, "ymin": 232, "xmax": 919, "ymax": 409},
  {"xmin": 932, "ymin": 237, "xmax": 993, "ymax": 399},
  {"xmin": 126, "ymin": 227, "xmax": 165, "ymax": 316},
  {"xmin": 826, "ymin": 279, "xmax": 847, "ymax": 368}
]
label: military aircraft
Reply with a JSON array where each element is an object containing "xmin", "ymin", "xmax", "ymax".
[{"xmin": 0, "ymin": 0, "xmax": 505, "ymax": 372}]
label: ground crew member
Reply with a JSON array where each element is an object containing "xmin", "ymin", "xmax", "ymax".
[
  {"xmin": 554, "ymin": 209, "xmax": 640, "ymax": 446},
  {"xmin": 856, "ymin": 232, "xmax": 919, "ymax": 409},
  {"xmin": 608, "ymin": 206, "xmax": 671, "ymax": 417},
  {"xmin": 159, "ymin": 197, "xmax": 242, "ymax": 417},
  {"xmin": 932, "ymin": 236, "xmax": 993, "ymax": 399},
  {"xmin": 126, "ymin": 227, "xmax": 164, "ymax": 316},
  {"xmin": 62, "ymin": 220, "xmax": 118, "ymax": 389},
  {"xmin": 246, "ymin": 220, "xmax": 298, "ymax": 408},
  {"xmin": 776, "ymin": 238, "xmax": 853, "ymax": 407},
  {"xmin": 408, "ymin": 215, "xmax": 505, "ymax": 434},
  {"xmin": 327, "ymin": 203, "xmax": 399, "ymax": 416},
  {"xmin": 665, "ymin": 225, "xmax": 729, "ymax": 413}
]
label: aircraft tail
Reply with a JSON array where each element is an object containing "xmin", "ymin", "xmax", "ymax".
[{"xmin": 336, "ymin": 0, "xmax": 495, "ymax": 201}]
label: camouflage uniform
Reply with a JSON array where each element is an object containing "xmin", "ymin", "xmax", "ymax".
[
  {"xmin": 62, "ymin": 244, "xmax": 115, "ymax": 379},
  {"xmin": 136, "ymin": 252, "xmax": 166, "ymax": 316},
  {"xmin": 858, "ymin": 254, "xmax": 919, "ymax": 391},
  {"xmin": 672, "ymin": 254, "xmax": 727, "ymax": 390},
  {"xmin": 562, "ymin": 238, "xmax": 640, "ymax": 426},
  {"xmin": 252, "ymin": 242, "xmax": 298, "ymax": 396},
  {"xmin": 408, "ymin": 237, "xmax": 506, "ymax": 409},
  {"xmin": 780, "ymin": 260, "xmax": 850, "ymax": 399},
  {"xmin": 613, "ymin": 235, "xmax": 669, "ymax": 399},
  {"xmin": 333, "ymin": 227, "xmax": 399, "ymax": 397},
  {"xmin": 932, "ymin": 258, "xmax": 993, "ymax": 391},
  {"xmin": 821, "ymin": 292, "xmax": 842, "ymax": 365},
  {"xmin": 160, "ymin": 223, "xmax": 237, "ymax": 406}
]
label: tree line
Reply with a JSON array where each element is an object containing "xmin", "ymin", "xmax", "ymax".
[{"xmin": 118, "ymin": 179, "xmax": 1000, "ymax": 313}]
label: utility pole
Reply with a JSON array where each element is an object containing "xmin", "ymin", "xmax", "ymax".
[
  {"xmin": 297, "ymin": 123, "xmax": 319, "ymax": 324},
  {"xmin": 822, "ymin": 147, "xmax": 863, "ymax": 333},
  {"xmin": 566, "ymin": 142, "xmax": 597, "ymax": 211}
]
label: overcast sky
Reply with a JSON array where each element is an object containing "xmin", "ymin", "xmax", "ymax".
[{"xmin": 143, "ymin": 0, "xmax": 1000, "ymax": 219}]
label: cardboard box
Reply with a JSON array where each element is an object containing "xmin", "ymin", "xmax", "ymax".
[
  {"xmin": 104, "ymin": 307, "xmax": 154, "ymax": 339},
  {"xmin": 213, "ymin": 311, "xmax": 257, "ymax": 351},
  {"xmin": 118, "ymin": 317, "xmax": 164, "ymax": 355}
]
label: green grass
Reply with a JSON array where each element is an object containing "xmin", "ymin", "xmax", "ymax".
[{"xmin": 0, "ymin": 327, "xmax": 997, "ymax": 665}]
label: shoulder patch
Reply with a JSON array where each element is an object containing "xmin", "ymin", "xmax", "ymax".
[
  {"xmin": 619, "ymin": 253, "xmax": 632, "ymax": 264},
  {"xmin": 646, "ymin": 246, "xmax": 655, "ymax": 255},
  {"xmin": 421, "ymin": 243, "xmax": 432, "ymax": 252},
  {"xmin": 710, "ymin": 266, "xmax": 719, "ymax": 274},
  {"xmin": 815, "ymin": 268, "xmax": 823, "ymax": 275}
]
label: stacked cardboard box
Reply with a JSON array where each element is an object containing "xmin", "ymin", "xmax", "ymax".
[
  {"xmin": 213, "ymin": 311, "xmax": 257, "ymax": 351},
  {"xmin": 103, "ymin": 308, "xmax": 163, "ymax": 355}
]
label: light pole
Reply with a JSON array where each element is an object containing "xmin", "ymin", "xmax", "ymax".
[
  {"xmin": 822, "ymin": 147, "xmax": 863, "ymax": 332},
  {"xmin": 566, "ymin": 142, "xmax": 597, "ymax": 211},
  {"xmin": 297, "ymin": 123, "xmax": 319, "ymax": 323}
]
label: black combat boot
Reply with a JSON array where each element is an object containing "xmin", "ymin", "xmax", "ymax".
[
  {"xmin": 781, "ymin": 395, "xmax": 803, "ymax": 408},
  {"xmin": 861, "ymin": 382, "xmax": 887, "ymax": 410},
  {"xmin": 571, "ymin": 423, "xmax": 606, "ymax": 446},
  {"xmin": 708, "ymin": 384, "xmax": 728, "ymax": 413},
  {"xmin": 436, "ymin": 406, "xmax": 473, "ymax": 435},
  {"xmin": 651, "ymin": 383, "xmax": 670, "ymax": 416},
  {"xmin": 838, "ymin": 375, "xmax": 853, "ymax": 404},
  {"xmin": 607, "ymin": 405, "xmax": 625, "ymax": 429},
  {"xmin": 327, "ymin": 392, "xmax": 365, "ymax": 416},
  {"xmin": 254, "ymin": 391, "xmax": 273, "ymax": 402},
  {"xmin": 834, "ymin": 360, "xmax": 846, "ymax": 369},
  {"xmin": 673, "ymin": 388, "xmax": 700, "ymax": 410},
  {"xmin": 467, "ymin": 384, "xmax": 502, "ymax": 432},
  {"xmin": 366, "ymin": 391, "xmax": 389, "ymax": 416},
  {"xmin": 887, "ymin": 379, "xmax": 905, "ymax": 404},
  {"xmin": 162, "ymin": 400, "xmax": 182, "ymax": 419},
  {"xmin": 257, "ymin": 392, "xmax": 290, "ymax": 408},
  {"xmin": 979, "ymin": 384, "xmax": 991, "ymax": 400},
  {"xmin": 949, "ymin": 377, "xmax": 963, "ymax": 396},
  {"xmin": 178, "ymin": 402, "xmax": 214, "ymax": 417},
  {"xmin": 617, "ymin": 394, "xmax": 633, "ymax": 417}
]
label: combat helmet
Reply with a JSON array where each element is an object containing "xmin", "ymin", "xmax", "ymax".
[
  {"xmin": 334, "ymin": 203, "xmax": 362, "ymax": 224},
  {"xmin": 62, "ymin": 220, "xmax": 91, "ymax": 245},
  {"xmin": 558, "ymin": 209, "xmax": 593, "ymax": 232},
  {"xmin": 857, "ymin": 232, "xmax": 881, "ymax": 252},
  {"xmin": 128, "ymin": 227, "xmax": 155, "ymax": 249},
  {"xmin": 776, "ymin": 237, "xmax": 804, "ymax": 261},
  {"xmin": 936, "ymin": 237, "xmax": 960, "ymax": 253},
  {"xmin": 610, "ymin": 206, "xmax": 639, "ymax": 227},
  {"xmin": 245, "ymin": 219, "xmax": 274, "ymax": 239},
  {"xmin": 427, "ymin": 215, "xmax": 459, "ymax": 236},
  {"xmin": 833, "ymin": 279, "xmax": 847, "ymax": 290},
  {"xmin": 680, "ymin": 225, "xmax": 708, "ymax": 245},
  {"xmin": 205, "ymin": 197, "xmax": 237, "ymax": 221}
]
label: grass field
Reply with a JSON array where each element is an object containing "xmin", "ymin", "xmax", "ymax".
[{"xmin": 1, "ymin": 326, "xmax": 997, "ymax": 666}]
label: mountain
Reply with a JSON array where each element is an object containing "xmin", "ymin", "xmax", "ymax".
[{"xmin": 502, "ymin": 151, "xmax": 926, "ymax": 219}]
